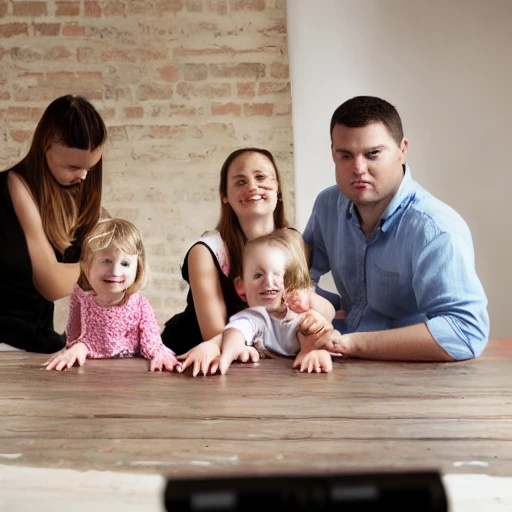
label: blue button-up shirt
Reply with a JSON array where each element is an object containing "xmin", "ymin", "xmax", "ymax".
[{"xmin": 303, "ymin": 165, "xmax": 489, "ymax": 360}]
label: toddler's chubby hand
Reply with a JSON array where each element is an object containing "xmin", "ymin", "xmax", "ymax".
[
  {"xmin": 292, "ymin": 348, "xmax": 333, "ymax": 373},
  {"xmin": 44, "ymin": 343, "xmax": 88, "ymax": 371},
  {"xmin": 150, "ymin": 346, "xmax": 181, "ymax": 372},
  {"xmin": 283, "ymin": 288, "xmax": 310, "ymax": 314}
]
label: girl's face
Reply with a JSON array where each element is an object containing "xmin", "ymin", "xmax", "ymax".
[
  {"xmin": 87, "ymin": 246, "xmax": 138, "ymax": 299},
  {"xmin": 236, "ymin": 244, "xmax": 287, "ymax": 312},
  {"xmin": 223, "ymin": 152, "xmax": 279, "ymax": 222},
  {"xmin": 46, "ymin": 142, "xmax": 103, "ymax": 187}
]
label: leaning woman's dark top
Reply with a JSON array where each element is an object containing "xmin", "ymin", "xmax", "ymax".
[
  {"xmin": 0, "ymin": 170, "xmax": 80, "ymax": 353},
  {"xmin": 161, "ymin": 230, "xmax": 246, "ymax": 356}
]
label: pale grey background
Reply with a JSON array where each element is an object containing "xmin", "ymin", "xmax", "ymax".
[{"xmin": 287, "ymin": 0, "xmax": 512, "ymax": 337}]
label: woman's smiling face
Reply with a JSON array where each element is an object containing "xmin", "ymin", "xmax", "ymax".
[{"xmin": 223, "ymin": 151, "xmax": 279, "ymax": 222}]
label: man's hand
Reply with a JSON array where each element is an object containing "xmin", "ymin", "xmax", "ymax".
[
  {"xmin": 44, "ymin": 343, "xmax": 88, "ymax": 371},
  {"xmin": 314, "ymin": 329, "xmax": 348, "ymax": 357},
  {"xmin": 177, "ymin": 338, "xmax": 221, "ymax": 377}
]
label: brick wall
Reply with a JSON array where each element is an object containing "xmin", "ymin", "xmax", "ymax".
[{"xmin": 0, "ymin": 0, "xmax": 294, "ymax": 332}]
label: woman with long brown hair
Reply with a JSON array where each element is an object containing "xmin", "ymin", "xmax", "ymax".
[
  {"xmin": 0, "ymin": 94, "xmax": 107, "ymax": 353},
  {"xmin": 161, "ymin": 148, "xmax": 334, "ymax": 375}
]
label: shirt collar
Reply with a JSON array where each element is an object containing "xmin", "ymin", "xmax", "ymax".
[{"xmin": 380, "ymin": 163, "xmax": 415, "ymax": 232}]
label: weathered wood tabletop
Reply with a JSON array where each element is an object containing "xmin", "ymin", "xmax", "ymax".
[{"xmin": 1, "ymin": 339, "xmax": 511, "ymax": 480}]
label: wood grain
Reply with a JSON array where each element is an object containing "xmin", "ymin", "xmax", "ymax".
[{"xmin": 1, "ymin": 339, "xmax": 511, "ymax": 479}]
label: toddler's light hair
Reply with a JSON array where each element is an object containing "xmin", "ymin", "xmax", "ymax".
[
  {"xmin": 79, "ymin": 218, "xmax": 147, "ymax": 301},
  {"xmin": 242, "ymin": 229, "xmax": 311, "ymax": 292}
]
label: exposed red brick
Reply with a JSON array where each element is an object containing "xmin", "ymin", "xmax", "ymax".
[
  {"xmin": 56, "ymin": 2, "xmax": 80, "ymax": 16},
  {"xmin": 84, "ymin": 1, "xmax": 101, "ymax": 17},
  {"xmin": 270, "ymin": 62, "xmax": 289, "ymax": 79},
  {"xmin": 17, "ymin": 72, "xmax": 44, "ymax": 81},
  {"xmin": 124, "ymin": 106, "xmax": 144, "ymax": 118},
  {"xmin": 158, "ymin": 66, "xmax": 180, "ymax": 82},
  {"xmin": 209, "ymin": 63, "xmax": 265, "ymax": 79},
  {"xmin": 211, "ymin": 102, "xmax": 241, "ymax": 116},
  {"xmin": 0, "ymin": 23, "xmax": 29, "ymax": 38},
  {"xmin": 182, "ymin": 63, "xmax": 207, "ymax": 81},
  {"xmin": 63, "ymin": 23, "xmax": 85, "ymax": 36},
  {"xmin": 207, "ymin": 0, "xmax": 227, "ymax": 15},
  {"xmin": 258, "ymin": 82, "xmax": 290, "ymax": 95},
  {"xmin": 243, "ymin": 102, "xmax": 273, "ymax": 116},
  {"xmin": 176, "ymin": 82, "xmax": 231, "ymax": 100},
  {"xmin": 0, "ymin": 2, "xmax": 8, "ymax": 17},
  {"xmin": 104, "ymin": 86, "xmax": 132, "ymax": 101},
  {"xmin": 104, "ymin": 1, "xmax": 125, "ymax": 16},
  {"xmin": 185, "ymin": 0, "xmax": 202, "ymax": 12},
  {"xmin": 274, "ymin": 103, "xmax": 291, "ymax": 116},
  {"xmin": 6, "ymin": 106, "xmax": 43, "ymax": 121},
  {"xmin": 10, "ymin": 130, "xmax": 32, "ymax": 143},
  {"xmin": 126, "ymin": 2, "xmax": 156, "ymax": 15},
  {"xmin": 136, "ymin": 84, "xmax": 174, "ymax": 101},
  {"xmin": 33, "ymin": 23, "xmax": 61, "ymax": 36},
  {"xmin": 230, "ymin": 0, "xmax": 265, "ymax": 11},
  {"xmin": 155, "ymin": 0, "xmax": 183, "ymax": 15},
  {"xmin": 237, "ymin": 82, "xmax": 255, "ymax": 98},
  {"xmin": 13, "ymin": 1, "xmax": 47, "ymax": 16}
]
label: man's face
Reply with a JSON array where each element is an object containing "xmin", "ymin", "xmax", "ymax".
[{"xmin": 331, "ymin": 121, "xmax": 408, "ymax": 211}]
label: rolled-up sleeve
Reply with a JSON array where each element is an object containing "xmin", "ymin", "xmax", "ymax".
[{"xmin": 414, "ymin": 231, "xmax": 490, "ymax": 360}]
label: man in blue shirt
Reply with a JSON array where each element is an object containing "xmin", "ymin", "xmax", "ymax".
[{"xmin": 303, "ymin": 96, "xmax": 489, "ymax": 361}]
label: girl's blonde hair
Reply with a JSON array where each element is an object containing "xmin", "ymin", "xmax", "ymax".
[
  {"xmin": 10, "ymin": 95, "xmax": 107, "ymax": 255},
  {"xmin": 79, "ymin": 218, "xmax": 147, "ymax": 302},
  {"xmin": 242, "ymin": 228, "xmax": 311, "ymax": 292}
]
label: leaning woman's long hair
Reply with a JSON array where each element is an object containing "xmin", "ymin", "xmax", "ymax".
[
  {"xmin": 13, "ymin": 95, "xmax": 107, "ymax": 255},
  {"xmin": 216, "ymin": 148, "xmax": 289, "ymax": 279}
]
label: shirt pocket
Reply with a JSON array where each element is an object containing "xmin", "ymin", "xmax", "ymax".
[{"xmin": 367, "ymin": 264, "xmax": 400, "ymax": 316}]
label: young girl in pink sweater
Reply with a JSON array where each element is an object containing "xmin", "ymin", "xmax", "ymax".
[{"xmin": 45, "ymin": 218, "xmax": 180, "ymax": 372}]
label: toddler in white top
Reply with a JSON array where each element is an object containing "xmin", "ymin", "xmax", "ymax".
[{"xmin": 218, "ymin": 229, "xmax": 334, "ymax": 374}]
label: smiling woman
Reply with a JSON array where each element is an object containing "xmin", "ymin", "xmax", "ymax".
[
  {"xmin": 0, "ymin": 95, "xmax": 107, "ymax": 353},
  {"xmin": 160, "ymin": 148, "xmax": 291, "ymax": 374}
]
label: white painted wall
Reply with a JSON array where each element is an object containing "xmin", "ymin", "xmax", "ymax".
[{"xmin": 286, "ymin": 0, "xmax": 512, "ymax": 337}]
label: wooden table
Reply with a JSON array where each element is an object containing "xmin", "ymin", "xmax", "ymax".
[
  {"xmin": 1, "ymin": 339, "xmax": 511, "ymax": 510},
  {"xmin": 1, "ymin": 338, "xmax": 511, "ymax": 477}
]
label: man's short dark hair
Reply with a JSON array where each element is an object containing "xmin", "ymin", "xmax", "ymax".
[{"xmin": 330, "ymin": 96, "xmax": 404, "ymax": 146}]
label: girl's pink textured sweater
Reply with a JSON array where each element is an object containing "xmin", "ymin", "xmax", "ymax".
[{"xmin": 66, "ymin": 284, "xmax": 172, "ymax": 360}]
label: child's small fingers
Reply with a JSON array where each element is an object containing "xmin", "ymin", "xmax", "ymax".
[
  {"xmin": 55, "ymin": 359, "xmax": 66, "ymax": 372},
  {"xmin": 210, "ymin": 360, "xmax": 219, "ymax": 375}
]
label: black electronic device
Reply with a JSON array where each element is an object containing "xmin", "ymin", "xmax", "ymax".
[{"xmin": 164, "ymin": 470, "xmax": 448, "ymax": 511}]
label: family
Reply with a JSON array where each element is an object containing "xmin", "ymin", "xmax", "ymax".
[{"xmin": 0, "ymin": 94, "xmax": 490, "ymax": 374}]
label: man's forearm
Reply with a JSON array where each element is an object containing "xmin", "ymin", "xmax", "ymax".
[{"xmin": 343, "ymin": 323, "xmax": 455, "ymax": 362}]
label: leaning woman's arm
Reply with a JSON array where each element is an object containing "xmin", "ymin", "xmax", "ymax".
[
  {"xmin": 188, "ymin": 243, "xmax": 230, "ymax": 341},
  {"xmin": 8, "ymin": 172, "xmax": 80, "ymax": 301}
]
